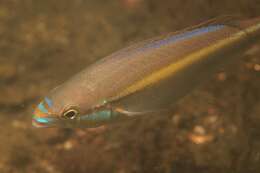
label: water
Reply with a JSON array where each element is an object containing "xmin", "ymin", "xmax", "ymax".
[{"xmin": 0, "ymin": 0, "xmax": 259, "ymax": 172}]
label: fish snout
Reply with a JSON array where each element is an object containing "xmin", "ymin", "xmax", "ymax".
[{"xmin": 32, "ymin": 98, "xmax": 54, "ymax": 128}]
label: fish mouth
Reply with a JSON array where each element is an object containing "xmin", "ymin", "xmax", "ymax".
[
  {"xmin": 33, "ymin": 98, "xmax": 55, "ymax": 128},
  {"xmin": 32, "ymin": 106, "xmax": 51, "ymax": 128}
]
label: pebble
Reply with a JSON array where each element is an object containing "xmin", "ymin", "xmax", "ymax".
[
  {"xmin": 188, "ymin": 125, "xmax": 215, "ymax": 144},
  {"xmin": 63, "ymin": 140, "xmax": 74, "ymax": 150},
  {"xmin": 188, "ymin": 133, "xmax": 214, "ymax": 145},
  {"xmin": 216, "ymin": 72, "xmax": 227, "ymax": 81},
  {"xmin": 254, "ymin": 64, "xmax": 260, "ymax": 71},
  {"xmin": 204, "ymin": 115, "xmax": 218, "ymax": 124},
  {"xmin": 193, "ymin": 125, "xmax": 206, "ymax": 135},
  {"xmin": 55, "ymin": 140, "xmax": 75, "ymax": 151}
]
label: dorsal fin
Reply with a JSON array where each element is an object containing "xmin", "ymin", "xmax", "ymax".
[
  {"xmin": 108, "ymin": 15, "xmax": 245, "ymax": 59},
  {"xmin": 181, "ymin": 15, "xmax": 244, "ymax": 33}
]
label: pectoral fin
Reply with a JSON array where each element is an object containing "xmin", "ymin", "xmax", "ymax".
[{"xmin": 114, "ymin": 107, "xmax": 171, "ymax": 117}]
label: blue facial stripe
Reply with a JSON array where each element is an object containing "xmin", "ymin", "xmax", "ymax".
[
  {"xmin": 38, "ymin": 102, "xmax": 48, "ymax": 114},
  {"xmin": 34, "ymin": 117, "xmax": 51, "ymax": 123},
  {"xmin": 44, "ymin": 97, "xmax": 53, "ymax": 108},
  {"xmin": 139, "ymin": 25, "xmax": 225, "ymax": 51}
]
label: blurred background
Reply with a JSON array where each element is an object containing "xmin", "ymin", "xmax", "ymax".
[{"xmin": 0, "ymin": 0, "xmax": 260, "ymax": 173}]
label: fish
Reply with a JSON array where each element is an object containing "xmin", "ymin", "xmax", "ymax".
[{"xmin": 33, "ymin": 16, "xmax": 260, "ymax": 128}]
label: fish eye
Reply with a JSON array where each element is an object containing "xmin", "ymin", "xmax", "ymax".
[{"xmin": 62, "ymin": 108, "xmax": 79, "ymax": 119}]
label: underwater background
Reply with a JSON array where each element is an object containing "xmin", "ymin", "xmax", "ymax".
[{"xmin": 0, "ymin": 0, "xmax": 260, "ymax": 172}]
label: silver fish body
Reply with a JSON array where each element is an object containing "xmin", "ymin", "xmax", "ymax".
[{"xmin": 33, "ymin": 17, "xmax": 260, "ymax": 128}]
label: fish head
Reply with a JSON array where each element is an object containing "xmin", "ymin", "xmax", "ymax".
[{"xmin": 32, "ymin": 84, "xmax": 118, "ymax": 128}]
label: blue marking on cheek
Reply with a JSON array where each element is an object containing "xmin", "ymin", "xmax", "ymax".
[
  {"xmin": 38, "ymin": 102, "xmax": 48, "ymax": 113},
  {"xmin": 45, "ymin": 97, "xmax": 53, "ymax": 108},
  {"xmin": 35, "ymin": 118, "xmax": 49, "ymax": 123},
  {"xmin": 34, "ymin": 117, "xmax": 55, "ymax": 124}
]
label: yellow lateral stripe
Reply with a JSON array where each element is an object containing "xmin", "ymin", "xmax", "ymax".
[
  {"xmin": 110, "ymin": 22, "xmax": 260, "ymax": 101},
  {"xmin": 247, "ymin": 22, "xmax": 260, "ymax": 33}
]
